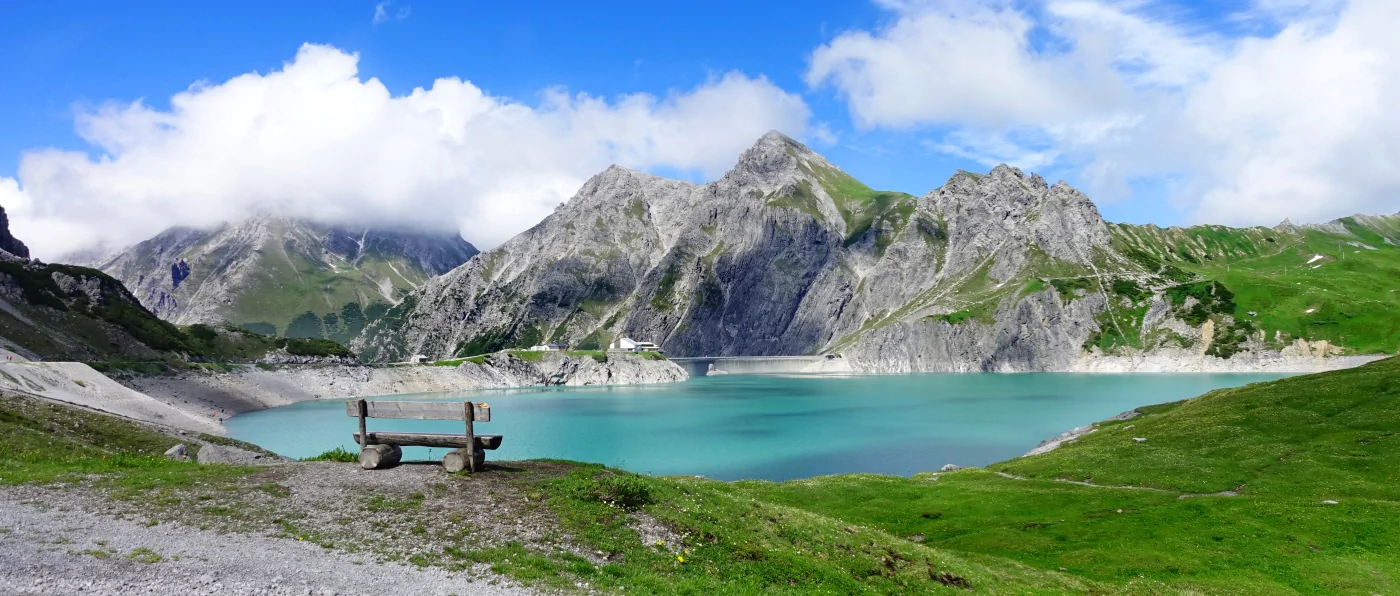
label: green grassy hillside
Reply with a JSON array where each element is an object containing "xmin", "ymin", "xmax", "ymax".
[
  {"xmin": 741, "ymin": 357, "xmax": 1400, "ymax": 594},
  {"xmin": 9, "ymin": 356, "xmax": 1398, "ymax": 593},
  {"xmin": 0, "ymin": 260, "xmax": 351, "ymax": 362},
  {"xmin": 1113, "ymin": 216, "xmax": 1400, "ymax": 354},
  {"xmin": 219, "ymin": 244, "xmax": 404, "ymax": 342}
]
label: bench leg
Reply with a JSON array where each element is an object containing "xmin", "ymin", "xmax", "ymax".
[
  {"xmin": 442, "ymin": 448, "xmax": 487, "ymax": 473},
  {"xmin": 442, "ymin": 448, "xmax": 468, "ymax": 473},
  {"xmin": 360, "ymin": 444, "xmax": 401, "ymax": 470}
]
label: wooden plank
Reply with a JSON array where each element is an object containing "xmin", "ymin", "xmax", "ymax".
[
  {"xmin": 352, "ymin": 432, "xmax": 503, "ymax": 450},
  {"xmin": 343, "ymin": 400, "xmax": 490, "ymax": 422},
  {"xmin": 356, "ymin": 399, "xmax": 368, "ymax": 450},
  {"xmin": 464, "ymin": 401, "xmax": 477, "ymax": 473}
]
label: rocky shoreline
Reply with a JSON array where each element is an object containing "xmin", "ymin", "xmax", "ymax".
[
  {"xmin": 3, "ymin": 346, "xmax": 1382, "ymax": 438},
  {"xmin": 842, "ymin": 343, "xmax": 1386, "ymax": 374},
  {"xmin": 1, "ymin": 352, "xmax": 689, "ymax": 434},
  {"xmin": 1067, "ymin": 351, "xmax": 1385, "ymax": 373}
]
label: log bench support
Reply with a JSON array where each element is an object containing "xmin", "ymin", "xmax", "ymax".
[{"xmin": 347, "ymin": 399, "xmax": 499, "ymax": 472}]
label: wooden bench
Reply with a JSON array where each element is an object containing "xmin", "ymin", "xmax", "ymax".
[{"xmin": 345, "ymin": 399, "xmax": 500, "ymax": 472}]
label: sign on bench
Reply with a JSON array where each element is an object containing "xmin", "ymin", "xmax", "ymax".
[{"xmin": 345, "ymin": 399, "xmax": 500, "ymax": 472}]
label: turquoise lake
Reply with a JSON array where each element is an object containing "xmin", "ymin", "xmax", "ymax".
[{"xmin": 226, "ymin": 373, "xmax": 1288, "ymax": 481}]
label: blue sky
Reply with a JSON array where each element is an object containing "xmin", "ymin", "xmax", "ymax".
[{"xmin": 3, "ymin": 0, "xmax": 1394, "ymax": 258}]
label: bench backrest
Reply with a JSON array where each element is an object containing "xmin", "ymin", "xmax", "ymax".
[{"xmin": 344, "ymin": 400, "xmax": 491, "ymax": 422}]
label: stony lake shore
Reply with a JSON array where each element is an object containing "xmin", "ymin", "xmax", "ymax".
[{"xmin": 0, "ymin": 351, "xmax": 689, "ymax": 434}]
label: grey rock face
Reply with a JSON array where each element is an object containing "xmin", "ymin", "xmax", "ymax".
[
  {"xmin": 0, "ymin": 205, "xmax": 29, "ymax": 259},
  {"xmin": 844, "ymin": 289, "xmax": 1108, "ymax": 372},
  {"xmin": 95, "ymin": 216, "xmax": 478, "ymax": 331},
  {"xmin": 455, "ymin": 352, "xmax": 689, "ymax": 387},
  {"xmin": 357, "ymin": 132, "xmax": 1125, "ymax": 370},
  {"xmin": 365, "ymin": 131, "xmax": 1383, "ymax": 372}
]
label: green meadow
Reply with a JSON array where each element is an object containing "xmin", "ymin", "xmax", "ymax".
[{"xmin": 4, "ymin": 357, "xmax": 1399, "ymax": 594}]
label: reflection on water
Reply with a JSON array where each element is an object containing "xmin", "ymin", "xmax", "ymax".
[{"xmin": 227, "ymin": 372, "xmax": 1287, "ymax": 481}]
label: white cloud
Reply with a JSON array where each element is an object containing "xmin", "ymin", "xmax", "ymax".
[
  {"xmin": 809, "ymin": 0, "xmax": 1400, "ymax": 227},
  {"xmin": 807, "ymin": 2, "xmax": 1123, "ymax": 130},
  {"xmin": 1174, "ymin": 0, "xmax": 1400, "ymax": 225},
  {"xmin": 373, "ymin": 2, "xmax": 410, "ymax": 25},
  {"xmin": 1, "ymin": 43, "xmax": 812, "ymax": 259}
]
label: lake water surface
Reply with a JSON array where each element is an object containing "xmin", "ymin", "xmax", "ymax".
[{"xmin": 227, "ymin": 373, "xmax": 1286, "ymax": 481}]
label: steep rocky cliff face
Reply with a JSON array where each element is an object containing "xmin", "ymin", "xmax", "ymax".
[
  {"xmin": 357, "ymin": 132, "xmax": 1400, "ymax": 370},
  {"xmin": 359, "ymin": 133, "xmax": 1126, "ymax": 368},
  {"xmin": 0, "ymin": 206, "xmax": 29, "ymax": 260},
  {"xmin": 95, "ymin": 217, "xmax": 477, "ymax": 338}
]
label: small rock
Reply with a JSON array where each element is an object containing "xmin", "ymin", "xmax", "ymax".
[
  {"xmin": 1322, "ymin": 500, "xmax": 1339, "ymax": 505},
  {"xmin": 1132, "ymin": 437, "xmax": 1148, "ymax": 443},
  {"xmin": 939, "ymin": 464, "xmax": 962, "ymax": 472},
  {"xmin": 164, "ymin": 444, "xmax": 189, "ymax": 461}
]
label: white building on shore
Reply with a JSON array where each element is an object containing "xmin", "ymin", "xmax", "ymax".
[{"xmin": 608, "ymin": 337, "xmax": 662, "ymax": 353}]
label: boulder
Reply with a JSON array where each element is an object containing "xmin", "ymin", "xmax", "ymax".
[
  {"xmin": 939, "ymin": 464, "xmax": 963, "ymax": 472},
  {"xmin": 197, "ymin": 443, "xmax": 288, "ymax": 465},
  {"xmin": 164, "ymin": 444, "xmax": 189, "ymax": 461}
]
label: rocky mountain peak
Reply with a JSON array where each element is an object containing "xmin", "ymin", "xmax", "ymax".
[
  {"xmin": 726, "ymin": 131, "xmax": 828, "ymax": 188},
  {"xmin": 925, "ymin": 163, "xmax": 1111, "ymax": 276},
  {"xmin": 97, "ymin": 215, "xmax": 478, "ymax": 331}
]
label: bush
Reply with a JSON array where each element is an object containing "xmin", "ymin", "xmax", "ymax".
[
  {"xmin": 276, "ymin": 337, "xmax": 353, "ymax": 358},
  {"xmin": 507, "ymin": 349, "xmax": 545, "ymax": 362},
  {"xmin": 1122, "ymin": 247, "xmax": 1162, "ymax": 273},
  {"xmin": 566, "ymin": 350, "xmax": 609, "ymax": 363},
  {"xmin": 89, "ymin": 301, "xmax": 189, "ymax": 352},
  {"xmin": 301, "ymin": 447, "xmax": 359, "ymax": 462},
  {"xmin": 187, "ymin": 324, "xmax": 218, "ymax": 343},
  {"xmin": 1111, "ymin": 279, "xmax": 1149, "ymax": 303},
  {"xmin": 1050, "ymin": 278, "xmax": 1097, "ymax": 302},
  {"xmin": 927, "ymin": 311, "xmax": 973, "ymax": 325},
  {"xmin": 573, "ymin": 473, "xmax": 654, "ymax": 510},
  {"xmin": 1166, "ymin": 281, "xmax": 1236, "ymax": 326}
]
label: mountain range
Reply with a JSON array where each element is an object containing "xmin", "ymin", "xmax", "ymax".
[
  {"xmin": 93, "ymin": 217, "xmax": 477, "ymax": 342},
  {"xmin": 355, "ymin": 132, "xmax": 1400, "ymax": 369},
  {"xmin": 4, "ymin": 131, "xmax": 1394, "ymax": 370}
]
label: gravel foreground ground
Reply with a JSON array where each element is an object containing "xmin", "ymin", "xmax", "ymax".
[{"xmin": 0, "ymin": 494, "xmax": 539, "ymax": 596}]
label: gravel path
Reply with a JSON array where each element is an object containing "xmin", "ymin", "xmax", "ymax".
[{"xmin": 0, "ymin": 495, "xmax": 539, "ymax": 596}]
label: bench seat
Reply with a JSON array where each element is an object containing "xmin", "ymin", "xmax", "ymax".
[{"xmin": 353, "ymin": 432, "xmax": 503, "ymax": 450}]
